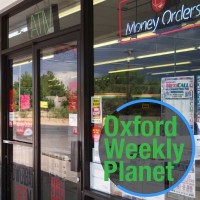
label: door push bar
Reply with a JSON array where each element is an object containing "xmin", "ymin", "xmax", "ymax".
[{"xmin": 3, "ymin": 140, "xmax": 32, "ymax": 147}]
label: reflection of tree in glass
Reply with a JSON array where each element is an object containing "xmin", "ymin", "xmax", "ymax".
[
  {"xmin": 95, "ymin": 71, "xmax": 161, "ymax": 115},
  {"xmin": 13, "ymin": 72, "xmax": 32, "ymax": 110},
  {"xmin": 13, "ymin": 71, "xmax": 69, "ymax": 110},
  {"xmin": 40, "ymin": 71, "xmax": 70, "ymax": 118},
  {"xmin": 95, "ymin": 72, "xmax": 160, "ymax": 94},
  {"xmin": 40, "ymin": 71, "xmax": 67, "ymax": 98}
]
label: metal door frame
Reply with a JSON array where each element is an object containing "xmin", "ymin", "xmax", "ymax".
[{"xmin": 2, "ymin": 31, "xmax": 82, "ymax": 200}]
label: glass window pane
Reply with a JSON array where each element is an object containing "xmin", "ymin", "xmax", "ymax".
[
  {"xmin": 92, "ymin": 0, "xmax": 200, "ymax": 199},
  {"xmin": 40, "ymin": 42, "xmax": 78, "ymax": 200},
  {"xmin": 9, "ymin": 54, "xmax": 33, "ymax": 143},
  {"xmin": 12, "ymin": 144, "xmax": 33, "ymax": 200},
  {"xmin": 9, "ymin": 0, "xmax": 80, "ymax": 47}
]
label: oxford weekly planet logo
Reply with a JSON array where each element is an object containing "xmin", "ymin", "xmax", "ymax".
[
  {"xmin": 99, "ymin": 99, "xmax": 195, "ymax": 197},
  {"xmin": 151, "ymin": 0, "xmax": 167, "ymax": 12}
]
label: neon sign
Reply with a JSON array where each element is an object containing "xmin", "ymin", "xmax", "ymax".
[
  {"xmin": 27, "ymin": 5, "xmax": 60, "ymax": 39},
  {"xmin": 119, "ymin": 1, "xmax": 200, "ymax": 44}
]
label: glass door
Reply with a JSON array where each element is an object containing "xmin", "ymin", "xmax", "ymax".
[
  {"xmin": 3, "ymin": 53, "xmax": 34, "ymax": 200},
  {"xmin": 40, "ymin": 40, "xmax": 79, "ymax": 200}
]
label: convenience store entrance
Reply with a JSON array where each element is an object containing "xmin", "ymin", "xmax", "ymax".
[{"xmin": 3, "ymin": 33, "xmax": 81, "ymax": 200}]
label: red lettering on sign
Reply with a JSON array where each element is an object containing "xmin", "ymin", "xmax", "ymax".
[
  {"xmin": 51, "ymin": 177, "xmax": 65, "ymax": 200},
  {"xmin": 16, "ymin": 185, "xmax": 27, "ymax": 200},
  {"xmin": 92, "ymin": 125, "xmax": 102, "ymax": 142}
]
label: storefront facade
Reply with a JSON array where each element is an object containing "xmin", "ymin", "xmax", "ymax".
[{"xmin": 0, "ymin": 0, "xmax": 200, "ymax": 200}]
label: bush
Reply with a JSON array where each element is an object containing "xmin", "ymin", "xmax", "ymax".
[
  {"xmin": 19, "ymin": 111, "xmax": 29, "ymax": 118},
  {"xmin": 50, "ymin": 107, "xmax": 69, "ymax": 118}
]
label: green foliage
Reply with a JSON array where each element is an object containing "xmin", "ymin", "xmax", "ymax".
[
  {"xmin": 47, "ymin": 99, "xmax": 55, "ymax": 110},
  {"xmin": 50, "ymin": 107, "xmax": 69, "ymax": 118},
  {"xmin": 20, "ymin": 72, "xmax": 32, "ymax": 91},
  {"xmin": 94, "ymin": 72, "xmax": 161, "ymax": 116},
  {"xmin": 13, "ymin": 71, "xmax": 69, "ymax": 111},
  {"xmin": 102, "ymin": 98, "xmax": 127, "ymax": 115},
  {"xmin": 61, "ymin": 100, "xmax": 68, "ymax": 108},
  {"xmin": 19, "ymin": 111, "xmax": 29, "ymax": 118},
  {"xmin": 13, "ymin": 72, "xmax": 32, "ymax": 110},
  {"xmin": 40, "ymin": 71, "xmax": 67, "ymax": 98},
  {"xmin": 94, "ymin": 72, "xmax": 160, "ymax": 95}
]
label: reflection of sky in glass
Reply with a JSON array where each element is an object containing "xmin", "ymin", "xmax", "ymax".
[
  {"xmin": 13, "ymin": 48, "xmax": 77, "ymax": 88},
  {"xmin": 13, "ymin": 63, "xmax": 32, "ymax": 83},
  {"xmin": 41, "ymin": 49, "xmax": 77, "ymax": 87}
]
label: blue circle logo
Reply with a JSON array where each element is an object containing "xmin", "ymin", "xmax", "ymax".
[{"xmin": 99, "ymin": 99, "xmax": 195, "ymax": 197}]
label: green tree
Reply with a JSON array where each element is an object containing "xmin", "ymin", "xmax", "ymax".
[
  {"xmin": 95, "ymin": 71, "xmax": 160, "ymax": 95},
  {"xmin": 94, "ymin": 72, "xmax": 160, "ymax": 115},
  {"xmin": 13, "ymin": 72, "xmax": 32, "ymax": 110},
  {"xmin": 40, "ymin": 71, "xmax": 67, "ymax": 99},
  {"xmin": 13, "ymin": 72, "xmax": 32, "ymax": 95}
]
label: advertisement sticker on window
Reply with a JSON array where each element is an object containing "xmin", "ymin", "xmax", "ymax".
[{"xmin": 91, "ymin": 96, "xmax": 102, "ymax": 124}]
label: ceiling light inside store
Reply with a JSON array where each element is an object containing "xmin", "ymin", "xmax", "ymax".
[
  {"xmin": 94, "ymin": 32, "xmax": 156, "ymax": 48},
  {"xmin": 137, "ymin": 51, "xmax": 174, "ymax": 59},
  {"xmin": 190, "ymin": 68, "xmax": 200, "ymax": 71},
  {"xmin": 12, "ymin": 55, "xmax": 54, "ymax": 67},
  {"xmin": 152, "ymin": 70, "xmax": 189, "ymax": 75},
  {"xmin": 137, "ymin": 31, "xmax": 156, "ymax": 38},
  {"xmin": 94, "ymin": 47, "xmax": 195, "ymax": 66},
  {"xmin": 109, "ymin": 67, "xmax": 144, "ymax": 73},
  {"xmin": 94, "ymin": 39, "xmax": 119, "ymax": 48},
  {"xmin": 146, "ymin": 61, "xmax": 191, "ymax": 69},
  {"xmin": 9, "ymin": 26, "xmax": 28, "ymax": 38},
  {"xmin": 137, "ymin": 48, "xmax": 196, "ymax": 59},
  {"xmin": 9, "ymin": 31, "xmax": 20, "ymax": 39},
  {"xmin": 42, "ymin": 55, "xmax": 54, "ymax": 60},
  {"xmin": 108, "ymin": 61, "xmax": 191, "ymax": 73},
  {"xmin": 94, "ymin": 57, "xmax": 134, "ymax": 66},
  {"xmin": 182, "ymin": 20, "xmax": 200, "ymax": 28},
  {"xmin": 94, "ymin": 38, "xmax": 130, "ymax": 48},
  {"xmin": 13, "ymin": 60, "xmax": 32, "ymax": 67},
  {"xmin": 176, "ymin": 47, "xmax": 196, "ymax": 53},
  {"xmin": 59, "ymin": 0, "xmax": 106, "ymax": 18}
]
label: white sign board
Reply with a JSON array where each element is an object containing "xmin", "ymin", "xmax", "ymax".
[{"xmin": 90, "ymin": 162, "xmax": 110, "ymax": 194}]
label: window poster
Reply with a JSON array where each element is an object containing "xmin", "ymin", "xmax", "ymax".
[
  {"xmin": 161, "ymin": 76, "xmax": 194, "ymax": 131},
  {"xmin": 161, "ymin": 76, "xmax": 196, "ymax": 198},
  {"xmin": 20, "ymin": 94, "xmax": 30, "ymax": 110},
  {"xmin": 194, "ymin": 134, "xmax": 200, "ymax": 160},
  {"xmin": 195, "ymin": 76, "xmax": 200, "ymax": 159},
  {"xmin": 90, "ymin": 162, "xmax": 111, "ymax": 194},
  {"xmin": 69, "ymin": 113, "xmax": 77, "ymax": 126},
  {"xmin": 91, "ymin": 96, "xmax": 102, "ymax": 124},
  {"xmin": 170, "ymin": 162, "xmax": 196, "ymax": 198},
  {"xmin": 16, "ymin": 120, "xmax": 32, "ymax": 137},
  {"xmin": 196, "ymin": 76, "xmax": 200, "ymax": 132}
]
